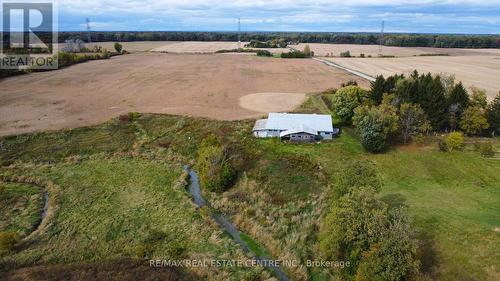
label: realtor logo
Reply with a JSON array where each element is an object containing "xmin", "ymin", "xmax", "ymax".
[{"xmin": 1, "ymin": 0, "xmax": 58, "ymax": 69}]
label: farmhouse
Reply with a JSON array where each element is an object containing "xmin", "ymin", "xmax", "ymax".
[{"xmin": 253, "ymin": 113, "xmax": 338, "ymax": 141}]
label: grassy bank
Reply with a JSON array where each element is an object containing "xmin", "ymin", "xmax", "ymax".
[
  {"xmin": 0, "ymin": 182, "xmax": 45, "ymax": 237},
  {"xmin": 0, "ymin": 110, "xmax": 498, "ymax": 280}
]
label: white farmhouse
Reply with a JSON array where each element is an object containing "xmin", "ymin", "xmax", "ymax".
[{"xmin": 253, "ymin": 113, "xmax": 339, "ymax": 141}]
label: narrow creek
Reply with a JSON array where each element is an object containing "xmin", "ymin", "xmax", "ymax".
[{"xmin": 184, "ymin": 166, "xmax": 290, "ymax": 281}]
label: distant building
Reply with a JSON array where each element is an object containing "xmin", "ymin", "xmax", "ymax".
[{"xmin": 253, "ymin": 113, "xmax": 339, "ymax": 142}]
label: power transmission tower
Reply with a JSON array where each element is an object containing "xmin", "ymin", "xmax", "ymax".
[
  {"xmin": 379, "ymin": 20, "xmax": 385, "ymax": 56},
  {"xmin": 238, "ymin": 18, "xmax": 241, "ymax": 51},
  {"xmin": 86, "ymin": 18, "xmax": 92, "ymax": 43}
]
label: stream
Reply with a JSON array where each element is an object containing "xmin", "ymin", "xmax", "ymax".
[{"xmin": 184, "ymin": 166, "xmax": 290, "ymax": 281}]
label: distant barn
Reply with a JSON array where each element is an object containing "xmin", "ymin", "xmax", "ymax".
[{"xmin": 253, "ymin": 113, "xmax": 339, "ymax": 142}]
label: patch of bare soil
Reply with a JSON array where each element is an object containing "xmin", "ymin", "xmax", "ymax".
[
  {"xmin": 0, "ymin": 53, "xmax": 368, "ymax": 136},
  {"xmin": 239, "ymin": 92, "xmax": 307, "ymax": 113}
]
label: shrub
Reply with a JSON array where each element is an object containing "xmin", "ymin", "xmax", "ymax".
[
  {"xmin": 446, "ymin": 132, "xmax": 464, "ymax": 151},
  {"xmin": 101, "ymin": 48, "xmax": 110, "ymax": 59},
  {"xmin": 438, "ymin": 139, "xmax": 448, "ymax": 152},
  {"xmin": 256, "ymin": 50, "xmax": 272, "ymax": 57},
  {"xmin": 360, "ymin": 53, "xmax": 365, "ymax": 58},
  {"xmin": 196, "ymin": 136, "xmax": 235, "ymax": 192},
  {"xmin": 303, "ymin": 44, "xmax": 312, "ymax": 57},
  {"xmin": 280, "ymin": 51, "xmax": 307, "ymax": 58},
  {"xmin": 476, "ymin": 142, "xmax": 495, "ymax": 158},
  {"xmin": 0, "ymin": 231, "xmax": 19, "ymax": 253},
  {"xmin": 335, "ymin": 160, "xmax": 381, "ymax": 198},
  {"xmin": 114, "ymin": 42, "xmax": 123, "ymax": 53},
  {"xmin": 128, "ymin": 112, "xmax": 142, "ymax": 121},
  {"xmin": 340, "ymin": 50, "xmax": 351, "ymax": 57},
  {"xmin": 341, "ymin": 80, "xmax": 358, "ymax": 87}
]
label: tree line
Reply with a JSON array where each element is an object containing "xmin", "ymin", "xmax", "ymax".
[
  {"xmin": 330, "ymin": 72, "xmax": 500, "ymax": 153},
  {"xmin": 52, "ymin": 32, "xmax": 500, "ymax": 49}
]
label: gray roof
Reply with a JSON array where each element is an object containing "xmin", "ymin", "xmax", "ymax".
[
  {"xmin": 265, "ymin": 113, "xmax": 333, "ymax": 132},
  {"xmin": 253, "ymin": 119, "xmax": 268, "ymax": 131},
  {"xmin": 280, "ymin": 125, "xmax": 317, "ymax": 137}
]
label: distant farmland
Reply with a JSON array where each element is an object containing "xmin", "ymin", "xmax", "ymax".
[
  {"xmin": 0, "ymin": 52, "xmax": 367, "ymax": 136},
  {"xmin": 324, "ymin": 55, "xmax": 500, "ymax": 99}
]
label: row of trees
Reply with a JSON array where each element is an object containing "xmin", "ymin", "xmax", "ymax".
[
  {"xmin": 331, "ymin": 73, "xmax": 500, "ymax": 152},
  {"xmin": 53, "ymin": 32, "xmax": 500, "ymax": 49},
  {"xmin": 319, "ymin": 160, "xmax": 419, "ymax": 280}
]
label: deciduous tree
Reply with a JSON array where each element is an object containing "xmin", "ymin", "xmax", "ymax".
[
  {"xmin": 399, "ymin": 103, "xmax": 431, "ymax": 144},
  {"xmin": 332, "ymin": 86, "xmax": 371, "ymax": 125},
  {"xmin": 460, "ymin": 106, "xmax": 490, "ymax": 135}
]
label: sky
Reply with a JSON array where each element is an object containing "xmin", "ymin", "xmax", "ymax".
[{"xmin": 54, "ymin": 0, "xmax": 500, "ymax": 34}]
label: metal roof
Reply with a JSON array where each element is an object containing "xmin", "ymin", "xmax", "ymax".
[
  {"xmin": 265, "ymin": 113, "xmax": 333, "ymax": 132},
  {"xmin": 253, "ymin": 119, "xmax": 268, "ymax": 131},
  {"xmin": 279, "ymin": 125, "xmax": 318, "ymax": 137}
]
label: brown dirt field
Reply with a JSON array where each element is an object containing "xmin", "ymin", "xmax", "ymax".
[
  {"xmin": 299, "ymin": 43, "xmax": 500, "ymax": 58},
  {"xmin": 58, "ymin": 41, "xmax": 179, "ymax": 52},
  {"xmin": 324, "ymin": 55, "xmax": 500, "ymax": 99},
  {"xmin": 151, "ymin": 42, "xmax": 248, "ymax": 53},
  {"xmin": 0, "ymin": 53, "xmax": 368, "ymax": 136},
  {"xmin": 239, "ymin": 93, "xmax": 307, "ymax": 113}
]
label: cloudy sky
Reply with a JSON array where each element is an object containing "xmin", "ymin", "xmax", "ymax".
[{"xmin": 56, "ymin": 0, "xmax": 500, "ymax": 34}]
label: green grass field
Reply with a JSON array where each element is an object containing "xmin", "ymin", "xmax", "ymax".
[
  {"xmin": 0, "ymin": 109, "xmax": 498, "ymax": 280},
  {"xmin": 0, "ymin": 182, "xmax": 44, "ymax": 237}
]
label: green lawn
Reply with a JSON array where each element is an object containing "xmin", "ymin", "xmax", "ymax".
[{"xmin": 371, "ymin": 149, "xmax": 500, "ymax": 280}]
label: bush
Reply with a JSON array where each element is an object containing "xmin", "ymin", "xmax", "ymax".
[
  {"xmin": 341, "ymin": 80, "xmax": 358, "ymax": 87},
  {"xmin": 0, "ymin": 231, "xmax": 19, "ymax": 253},
  {"xmin": 340, "ymin": 50, "xmax": 351, "ymax": 57},
  {"xmin": 476, "ymin": 142, "xmax": 495, "ymax": 157},
  {"xmin": 446, "ymin": 132, "xmax": 464, "ymax": 151},
  {"xmin": 335, "ymin": 160, "xmax": 381, "ymax": 198},
  {"xmin": 280, "ymin": 51, "xmax": 307, "ymax": 58},
  {"xmin": 101, "ymin": 48, "xmax": 110, "ymax": 59},
  {"xmin": 438, "ymin": 139, "xmax": 448, "ymax": 152},
  {"xmin": 303, "ymin": 44, "xmax": 312, "ymax": 57},
  {"xmin": 256, "ymin": 50, "xmax": 272, "ymax": 57},
  {"xmin": 196, "ymin": 136, "xmax": 235, "ymax": 192},
  {"xmin": 360, "ymin": 53, "xmax": 365, "ymax": 58},
  {"xmin": 114, "ymin": 42, "xmax": 123, "ymax": 53},
  {"xmin": 128, "ymin": 112, "xmax": 142, "ymax": 121}
]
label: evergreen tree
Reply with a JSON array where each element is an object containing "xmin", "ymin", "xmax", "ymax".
[
  {"xmin": 417, "ymin": 74, "xmax": 448, "ymax": 130},
  {"xmin": 370, "ymin": 75, "xmax": 386, "ymax": 105},
  {"xmin": 448, "ymin": 82, "xmax": 469, "ymax": 110},
  {"xmin": 487, "ymin": 92, "xmax": 500, "ymax": 135}
]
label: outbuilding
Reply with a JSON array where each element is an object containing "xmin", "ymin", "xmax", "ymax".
[{"xmin": 253, "ymin": 113, "xmax": 339, "ymax": 141}]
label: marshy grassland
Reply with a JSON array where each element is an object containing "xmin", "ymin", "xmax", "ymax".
[{"xmin": 0, "ymin": 96, "xmax": 499, "ymax": 280}]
